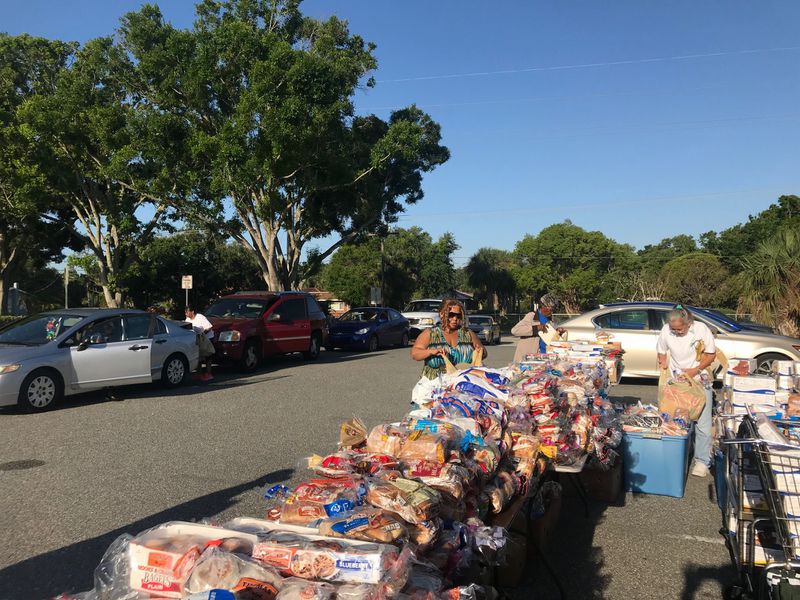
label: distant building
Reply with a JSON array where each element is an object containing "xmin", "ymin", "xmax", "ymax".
[{"xmin": 302, "ymin": 288, "xmax": 350, "ymax": 317}]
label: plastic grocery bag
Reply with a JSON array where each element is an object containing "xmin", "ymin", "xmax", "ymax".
[
  {"xmin": 412, "ymin": 376, "xmax": 441, "ymax": 406},
  {"xmin": 658, "ymin": 369, "xmax": 706, "ymax": 421}
]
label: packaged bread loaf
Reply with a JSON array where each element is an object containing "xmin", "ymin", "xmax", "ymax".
[
  {"xmin": 366, "ymin": 424, "xmax": 408, "ymax": 457},
  {"xmin": 280, "ymin": 478, "xmax": 364, "ymax": 525},
  {"xmin": 366, "ymin": 478, "xmax": 441, "ymax": 525},
  {"xmin": 318, "ymin": 507, "xmax": 407, "ymax": 543},
  {"xmin": 397, "ymin": 430, "xmax": 449, "ymax": 464}
]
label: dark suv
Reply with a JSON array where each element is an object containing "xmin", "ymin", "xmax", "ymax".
[{"xmin": 206, "ymin": 291, "xmax": 329, "ymax": 371}]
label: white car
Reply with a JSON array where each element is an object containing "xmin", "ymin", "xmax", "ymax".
[
  {"xmin": 402, "ymin": 299, "xmax": 442, "ymax": 339},
  {"xmin": 0, "ymin": 308, "xmax": 200, "ymax": 412}
]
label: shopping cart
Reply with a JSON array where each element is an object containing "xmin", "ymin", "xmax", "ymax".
[{"xmin": 720, "ymin": 412, "xmax": 800, "ymax": 598}]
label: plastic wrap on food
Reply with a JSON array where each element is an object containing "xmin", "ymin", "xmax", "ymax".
[
  {"xmin": 340, "ymin": 417, "xmax": 369, "ymax": 450},
  {"xmin": 366, "ymin": 425, "xmax": 409, "ymax": 457},
  {"xmin": 318, "ymin": 507, "xmax": 407, "ymax": 543},
  {"xmin": 397, "ymin": 430, "xmax": 449, "ymax": 464},
  {"xmin": 405, "ymin": 418, "xmax": 466, "ymax": 447},
  {"xmin": 401, "ymin": 460, "xmax": 471, "ymax": 501},
  {"xmin": 281, "ymin": 478, "xmax": 365, "ymax": 526},
  {"xmin": 184, "ymin": 546, "xmax": 283, "ymax": 598},
  {"xmin": 366, "ymin": 478, "xmax": 441, "ymax": 525},
  {"xmin": 509, "ymin": 432, "xmax": 539, "ymax": 460},
  {"xmin": 121, "ymin": 522, "xmax": 257, "ymax": 598},
  {"xmin": 353, "ymin": 454, "xmax": 400, "ymax": 477},
  {"xmin": 470, "ymin": 526, "xmax": 507, "ymax": 567},
  {"xmin": 438, "ymin": 584, "xmax": 498, "ymax": 600},
  {"xmin": 480, "ymin": 471, "xmax": 518, "ymax": 514},
  {"xmin": 308, "ymin": 453, "xmax": 359, "ymax": 478},
  {"xmin": 50, "ymin": 592, "xmax": 99, "ymax": 600},
  {"xmin": 335, "ymin": 583, "xmax": 381, "ymax": 600},
  {"xmin": 406, "ymin": 518, "xmax": 441, "ymax": 549},
  {"xmin": 402, "ymin": 560, "xmax": 445, "ymax": 595},
  {"xmin": 275, "ymin": 578, "xmax": 337, "ymax": 600},
  {"xmin": 252, "ymin": 531, "xmax": 400, "ymax": 584}
]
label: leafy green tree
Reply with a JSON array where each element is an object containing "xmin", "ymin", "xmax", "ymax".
[
  {"xmin": 466, "ymin": 248, "xmax": 516, "ymax": 313},
  {"xmin": 19, "ymin": 36, "xmax": 187, "ymax": 308},
  {"xmin": 513, "ymin": 221, "xmax": 636, "ymax": 313},
  {"xmin": 324, "ymin": 239, "xmax": 381, "ymax": 307},
  {"xmin": 418, "ymin": 232, "xmax": 459, "ymax": 299},
  {"xmin": 660, "ymin": 252, "xmax": 734, "ymax": 307},
  {"xmin": 120, "ymin": 1, "xmax": 449, "ymax": 291},
  {"xmin": 638, "ymin": 235, "xmax": 698, "ymax": 273},
  {"xmin": 738, "ymin": 228, "xmax": 800, "ymax": 337},
  {"xmin": 701, "ymin": 195, "xmax": 800, "ymax": 271},
  {"xmin": 0, "ymin": 34, "xmax": 78, "ymax": 314}
]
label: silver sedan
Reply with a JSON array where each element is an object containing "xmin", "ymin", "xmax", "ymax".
[
  {"xmin": 559, "ymin": 302, "xmax": 800, "ymax": 379},
  {"xmin": 0, "ymin": 308, "xmax": 200, "ymax": 411}
]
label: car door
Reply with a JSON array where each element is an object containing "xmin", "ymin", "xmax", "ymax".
[
  {"xmin": 150, "ymin": 317, "xmax": 171, "ymax": 372},
  {"xmin": 592, "ymin": 309, "xmax": 659, "ymax": 377},
  {"xmin": 389, "ymin": 309, "xmax": 405, "ymax": 343},
  {"xmin": 67, "ymin": 316, "xmax": 152, "ymax": 390},
  {"xmin": 265, "ymin": 297, "xmax": 309, "ymax": 354}
]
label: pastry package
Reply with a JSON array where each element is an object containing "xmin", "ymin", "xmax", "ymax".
[
  {"xmin": 366, "ymin": 424, "xmax": 409, "ymax": 457},
  {"xmin": 317, "ymin": 507, "xmax": 407, "ymax": 543},
  {"xmin": 275, "ymin": 578, "xmax": 336, "ymax": 600},
  {"xmin": 252, "ymin": 530, "xmax": 407, "ymax": 585},
  {"xmin": 401, "ymin": 460, "xmax": 471, "ymax": 501},
  {"xmin": 481, "ymin": 471, "xmax": 518, "ymax": 514},
  {"xmin": 125, "ymin": 522, "xmax": 257, "ymax": 598},
  {"xmin": 366, "ymin": 478, "xmax": 441, "ymax": 525},
  {"xmin": 397, "ymin": 430, "xmax": 450, "ymax": 464},
  {"xmin": 184, "ymin": 546, "xmax": 283, "ymax": 597},
  {"xmin": 405, "ymin": 518, "xmax": 441, "ymax": 549},
  {"xmin": 280, "ymin": 478, "xmax": 365, "ymax": 525}
]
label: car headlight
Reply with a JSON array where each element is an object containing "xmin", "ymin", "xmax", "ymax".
[
  {"xmin": 217, "ymin": 330, "xmax": 241, "ymax": 343},
  {"xmin": 419, "ymin": 318, "xmax": 434, "ymax": 326},
  {"xmin": 482, "ymin": 328, "xmax": 491, "ymax": 334},
  {"xmin": 0, "ymin": 364, "xmax": 20, "ymax": 374},
  {"xmin": 355, "ymin": 328, "xmax": 370, "ymax": 335}
]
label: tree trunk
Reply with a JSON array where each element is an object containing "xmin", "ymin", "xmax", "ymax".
[{"xmin": 0, "ymin": 275, "xmax": 6, "ymax": 316}]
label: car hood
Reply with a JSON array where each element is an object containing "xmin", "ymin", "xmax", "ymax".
[
  {"xmin": 206, "ymin": 317, "xmax": 256, "ymax": 331},
  {"xmin": 331, "ymin": 321, "xmax": 375, "ymax": 333},
  {"xmin": 402, "ymin": 311, "xmax": 439, "ymax": 320},
  {"xmin": 0, "ymin": 343, "xmax": 49, "ymax": 363}
]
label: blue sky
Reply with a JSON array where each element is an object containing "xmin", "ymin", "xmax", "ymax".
[{"xmin": 3, "ymin": 0, "xmax": 799, "ymax": 266}]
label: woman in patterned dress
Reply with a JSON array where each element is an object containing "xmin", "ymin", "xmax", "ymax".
[{"xmin": 411, "ymin": 298, "xmax": 486, "ymax": 380}]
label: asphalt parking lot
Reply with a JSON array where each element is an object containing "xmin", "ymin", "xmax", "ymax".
[{"xmin": 0, "ymin": 341, "xmax": 733, "ymax": 599}]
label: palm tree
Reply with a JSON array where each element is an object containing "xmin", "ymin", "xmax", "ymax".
[{"xmin": 738, "ymin": 227, "xmax": 800, "ymax": 337}]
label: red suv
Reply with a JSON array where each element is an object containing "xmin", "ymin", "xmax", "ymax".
[{"xmin": 205, "ymin": 291, "xmax": 329, "ymax": 371}]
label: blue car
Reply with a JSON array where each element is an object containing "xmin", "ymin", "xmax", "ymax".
[{"xmin": 328, "ymin": 307, "xmax": 410, "ymax": 352}]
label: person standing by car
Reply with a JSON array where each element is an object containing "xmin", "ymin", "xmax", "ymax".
[
  {"xmin": 511, "ymin": 295, "xmax": 567, "ymax": 363},
  {"xmin": 185, "ymin": 306, "xmax": 215, "ymax": 382},
  {"xmin": 656, "ymin": 304, "xmax": 717, "ymax": 478},
  {"xmin": 411, "ymin": 298, "xmax": 486, "ymax": 379}
]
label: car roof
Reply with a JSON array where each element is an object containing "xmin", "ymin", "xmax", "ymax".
[
  {"xmin": 221, "ymin": 291, "xmax": 307, "ymax": 300},
  {"xmin": 41, "ymin": 308, "xmax": 146, "ymax": 316}
]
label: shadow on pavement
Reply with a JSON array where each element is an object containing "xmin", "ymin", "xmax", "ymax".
[
  {"xmin": 0, "ymin": 468, "xmax": 294, "ymax": 599},
  {"xmin": 680, "ymin": 562, "xmax": 738, "ymax": 600}
]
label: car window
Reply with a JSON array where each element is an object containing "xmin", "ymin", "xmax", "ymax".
[
  {"xmin": 279, "ymin": 298, "xmax": 307, "ymax": 321},
  {"xmin": 207, "ymin": 298, "xmax": 275, "ymax": 318},
  {"xmin": 389, "ymin": 309, "xmax": 402, "ymax": 320},
  {"xmin": 340, "ymin": 309, "xmax": 378, "ymax": 322},
  {"xmin": 124, "ymin": 315, "xmax": 153, "ymax": 340},
  {"xmin": 405, "ymin": 301, "xmax": 441, "ymax": 312},
  {"xmin": 155, "ymin": 318, "xmax": 168, "ymax": 335},
  {"xmin": 306, "ymin": 296, "xmax": 324, "ymax": 318},
  {"xmin": 81, "ymin": 317, "xmax": 124, "ymax": 344},
  {"xmin": 0, "ymin": 313, "xmax": 85, "ymax": 345},
  {"xmin": 471, "ymin": 316, "xmax": 491, "ymax": 325},
  {"xmin": 594, "ymin": 310, "xmax": 649, "ymax": 331}
]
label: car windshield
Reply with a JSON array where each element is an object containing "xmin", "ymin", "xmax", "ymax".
[
  {"xmin": 206, "ymin": 298, "xmax": 275, "ymax": 318},
  {"xmin": 340, "ymin": 309, "xmax": 379, "ymax": 322},
  {"xmin": 405, "ymin": 301, "xmax": 440, "ymax": 312},
  {"xmin": 470, "ymin": 316, "xmax": 492, "ymax": 325},
  {"xmin": 0, "ymin": 314, "xmax": 85, "ymax": 345},
  {"xmin": 695, "ymin": 308, "xmax": 743, "ymax": 332}
]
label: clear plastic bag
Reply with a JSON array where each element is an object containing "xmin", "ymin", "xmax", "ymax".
[
  {"xmin": 184, "ymin": 546, "xmax": 283, "ymax": 597},
  {"xmin": 366, "ymin": 478, "xmax": 441, "ymax": 525},
  {"xmin": 317, "ymin": 507, "xmax": 408, "ymax": 544}
]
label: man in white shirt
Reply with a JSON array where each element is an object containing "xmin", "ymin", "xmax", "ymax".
[
  {"xmin": 656, "ymin": 304, "xmax": 717, "ymax": 477},
  {"xmin": 185, "ymin": 306, "xmax": 215, "ymax": 381}
]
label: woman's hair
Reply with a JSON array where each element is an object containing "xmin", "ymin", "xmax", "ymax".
[
  {"xmin": 439, "ymin": 298, "xmax": 468, "ymax": 330},
  {"xmin": 667, "ymin": 304, "xmax": 693, "ymax": 324}
]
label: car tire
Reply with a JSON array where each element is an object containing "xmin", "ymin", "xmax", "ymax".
[
  {"xmin": 239, "ymin": 340, "xmax": 262, "ymax": 372},
  {"xmin": 398, "ymin": 332, "xmax": 409, "ymax": 348},
  {"xmin": 18, "ymin": 368, "xmax": 63, "ymax": 413},
  {"xmin": 368, "ymin": 335, "xmax": 379, "ymax": 352},
  {"xmin": 755, "ymin": 352, "xmax": 789, "ymax": 376},
  {"xmin": 162, "ymin": 353, "xmax": 189, "ymax": 388},
  {"xmin": 303, "ymin": 333, "xmax": 322, "ymax": 360}
]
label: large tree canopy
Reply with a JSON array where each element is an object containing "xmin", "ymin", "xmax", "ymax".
[{"xmin": 120, "ymin": 0, "xmax": 449, "ymax": 291}]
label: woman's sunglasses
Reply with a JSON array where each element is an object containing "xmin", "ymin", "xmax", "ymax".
[{"xmin": 447, "ymin": 311, "xmax": 463, "ymax": 320}]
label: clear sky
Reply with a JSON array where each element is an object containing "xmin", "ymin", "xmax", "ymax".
[{"xmin": 3, "ymin": 0, "xmax": 799, "ymax": 265}]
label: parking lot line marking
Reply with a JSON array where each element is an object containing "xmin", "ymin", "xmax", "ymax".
[{"xmin": 663, "ymin": 533, "xmax": 725, "ymax": 545}]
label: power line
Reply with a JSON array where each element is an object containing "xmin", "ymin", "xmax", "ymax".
[{"xmin": 376, "ymin": 46, "xmax": 800, "ymax": 83}]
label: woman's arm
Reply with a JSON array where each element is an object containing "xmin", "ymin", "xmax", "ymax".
[
  {"xmin": 511, "ymin": 312, "xmax": 540, "ymax": 337},
  {"xmin": 411, "ymin": 328, "xmax": 444, "ymax": 361}
]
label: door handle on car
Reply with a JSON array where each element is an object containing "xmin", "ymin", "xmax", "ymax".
[
  {"xmin": 128, "ymin": 344, "xmax": 149, "ymax": 351},
  {"xmin": 155, "ymin": 339, "xmax": 167, "ymax": 344}
]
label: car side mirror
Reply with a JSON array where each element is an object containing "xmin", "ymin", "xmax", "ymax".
[
  {"xmin": 77, "ymin": 339, "xmax": 90, "ymax": 351},
  {"xmin": 268, "ymin": 313, "xmax": 282, "ymax": 322}
]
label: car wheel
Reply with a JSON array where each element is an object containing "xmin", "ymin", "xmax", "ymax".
[
  {"xmin": 368, "ymin": 335, "xmax": 379, "ymax": 352},
  {"xmin": 239, "ymin": 340, "xmax": 262, "ymax": 372},
  {"xmin": 398, "ymin": 332, "xmax": 409, "ymax": 348},
  {"xmin": 755, "ymin": 352, "xmax": 788, "ymax": 376},
  {"xmin": 162, "ymin": 354, "xmax": 189, "ymax": 388},
  {"xmin": 303, "ymin": 333, "xmax": 322, "ymax": 360},
  {"xmin": 18, "ymin": 369, "xmax": 63, "ymax": 413}
]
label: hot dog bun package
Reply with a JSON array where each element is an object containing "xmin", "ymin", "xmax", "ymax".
[{"xmin": 126, "ymin": 522, "xmax": 257, "ymax": 598}]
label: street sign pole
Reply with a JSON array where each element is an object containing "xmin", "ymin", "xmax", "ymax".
[{"xmin": 181, "ymin": 275, "xmax": 193, "ymax": 309}]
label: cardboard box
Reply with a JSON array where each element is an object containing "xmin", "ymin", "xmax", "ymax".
[
  {"xmin": 732, "ymin": 375, "xmax": 777, "ymax": 406},
  {"xmin": 775, "ymin": 360, "xmax": 795, "ymax": 376},
  {"xmin": 727, "ymin": 358, "xmax": 758, "ymax": 376}
]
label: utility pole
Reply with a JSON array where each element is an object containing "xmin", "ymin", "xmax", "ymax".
[
  {"xmin": 64, "ymin": 265, "xmax": 69, "ymax": 309},
  {"xmin": 380, "ymin": 236, "xmax": 385, "ymax": 307}
]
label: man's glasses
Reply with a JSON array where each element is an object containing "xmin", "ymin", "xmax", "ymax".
[{"xmin": 447, "ymin": 311, "xmax": 463, "ymax": 320}]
